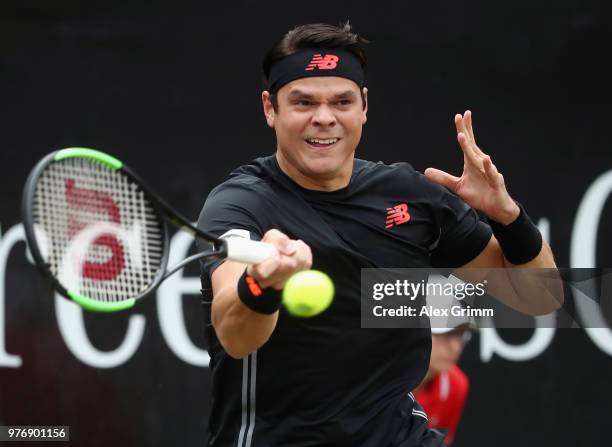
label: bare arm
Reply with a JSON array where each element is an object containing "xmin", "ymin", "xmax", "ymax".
[
  {"xmin": 211, "ymin": 260, "xmax": 279, "ymax": 359},
  {"xmin": 426, "ymin": 111, "xmax": 562, "ymax": 315},
  {"xmin": 460, "ymin": 235, "xmax": 562, "ymax": 315},
  {"xmin": 464, "ymin": 234, "xmax": 556, "ymax": 270},
  {"xmin": 211, "ymin": 229, "xmax": 312, "ymax": 359}
]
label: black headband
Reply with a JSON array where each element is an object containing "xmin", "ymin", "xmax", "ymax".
[{"xmin": 266, "ymin": 48, "xmax": 365, "ymax": 93}]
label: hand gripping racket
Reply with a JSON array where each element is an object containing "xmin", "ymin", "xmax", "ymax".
[{"xmin": 22, "ymin": 147, "xmax": 277, "ymax": 312}]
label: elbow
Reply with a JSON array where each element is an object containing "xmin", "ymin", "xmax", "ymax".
[
  {"xmin": 211, "ymin": 293, "xmax": 276, "ymax": 359},
  {"xmin": 218, "ymin": 330, "xmax": 272, "ymax": 360},
  {"xmin": 213, "ymin": 320, "xmax": 268, "ymax": 360},
  {"xmin": 212, "ymin": 319, "xmax": 256, "ymax": 359},
  {"xmin": 529, "ymin": 303, "xmax": 562, "ymax": 317},
  {"xmin": 218, "ymin": 335, "xmax": 266, "ymax": 360},
  {"xmin": 543, "ymin": 292, "xmax": 565, "ymax": 315},
  {"xmin": 222, "ymin": 343, "xmax": 254, "ymax": 360},
  {"xmin": 539, "ymin": 268, "xmax": 566, "ymax": 314},
  {"xmin": 522, "ymin": 288, "xmax": 565, "ymax": 316}
]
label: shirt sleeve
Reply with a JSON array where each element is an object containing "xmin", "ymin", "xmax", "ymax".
[
  {"xmin": 197, "ymin": 182, "xmax": 266, "ymax": 350},
  {"xmin": 427, "ymin": 180, "xmax": 492, "ymax": 269},
  {"xmin": 197, "ymin": 182, "xmax": 265, "ymax": 278}
]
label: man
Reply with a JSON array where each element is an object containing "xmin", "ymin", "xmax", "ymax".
[
  {"xmin": 198, "ymin": 22, "xmax": 557, "ymax": 447},
  {"xmin": 414, "ymin": 325, "xmax": 472, "ymax": 446}
]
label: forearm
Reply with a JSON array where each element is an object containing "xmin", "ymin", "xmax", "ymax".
[
  {"xmin": 208, "ymin": 230, "xmax": 312, "ymax": 358},
  {"xmin": 495, "ymin": 206, "xmax": 563, "ymax": 312},
  {"xmin": 503, "ymin": 239, "xmax": 556, "ymax": 269},
  {"xmin": 212, "ymin": 283, "xmax": 279, "ymax": 359},
  {"xmin": 504, "ymin": 240, "xmax": 563, "ymax": 314},
  {"xmin": 211, "ymin": 260, "xmax": 280, "ymax": 359},
  {"xmin": 463, "ymin": 238, "xmax": 562, "ymax": 315}
]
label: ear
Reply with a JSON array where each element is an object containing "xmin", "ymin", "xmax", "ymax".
[
  {"xmin": 262, "ymin": 91, "xmax": 275, "ymax": 128},
  {"xmin": 361, "ymin": 87, "xmax": 368, "ymax": 125}
]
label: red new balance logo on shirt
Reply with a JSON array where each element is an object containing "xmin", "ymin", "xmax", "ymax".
[
  {"xmin": 385, "ymin": 203, "xmax": 411, "ymax": 228},
  {"xmin": 305, "ymin": 54, "xmax": 339, "ymax": 71}
]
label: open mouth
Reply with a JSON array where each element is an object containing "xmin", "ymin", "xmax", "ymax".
[{"xmin": 304, "ymin": 137, "xmax": 340, "ymax": 149}]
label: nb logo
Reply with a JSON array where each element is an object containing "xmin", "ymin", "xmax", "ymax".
[
  {"xmin": 305, "ymin": 54, "xmax": 339, "ymax": 71},
  {"xmin": 385, "ymin": 203, "xmax": 411, "ymax": 229},
  {"xmin": 246, "ymin": 275, "xmax": 263, "ymax": 297}
]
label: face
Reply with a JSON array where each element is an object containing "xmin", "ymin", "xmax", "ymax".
[
  {"xmin": 262, "ymin": 76, "xmax": 368, "ymax": 190},
  {"xmin": 429, "ymin": 329, "xmax": 470, "ymax": 374}
]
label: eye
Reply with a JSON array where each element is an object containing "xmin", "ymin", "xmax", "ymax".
[
  {"xmin": 337, "ymin": 99, "xmax": 352, "ymax": 106},
  {"xmin": 297, "ymin": 100, "xmax": 312, "ymax": 106}
]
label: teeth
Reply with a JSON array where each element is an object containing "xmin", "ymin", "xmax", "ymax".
[{"xmin": 307, "ymin": 138, "xmax": 338, "ymax": 145}]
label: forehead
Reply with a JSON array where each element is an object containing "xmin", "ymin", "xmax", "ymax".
[{"xmin": 278, "ymin": 76, "xmax": 361, "ymax": 98}]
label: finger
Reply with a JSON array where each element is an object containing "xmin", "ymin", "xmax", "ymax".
[
  {"xmin": 464, "ymin": 110, "xmax": 488, "ymax": 157},
  {"xmin": 455, "ymin": 115, "xmax": 479, "ymax": 162},
  {"xmin": 280, "ymin": 240, "xmax": 298, "ymax": 256},
  {"xmin": 248, "ymin": 251, "xmax": 281, "ymax": 282},
  {"xmin": 454, "ymin": 113, "xmax": 465, "ymax": 138},
  {"xmin": 262, "ymin": 229, "xmax": 295, "ymax": 255},
  {"xmin": 280, "ymin": 255, "xmax": 299, "ymax": 274},
  {"xmin": 455, "ymin": 113, "xmax": 474, "ymax": 145},
  {"xmin": 282, "ymin": 241, "xmax": 309, "ymax": 272},
  {"xmin": 457, "ymin": 113, "xmax": 488, "ymax": 161},
  {"xmin": 424, "ymin": 167, "xmax": 461, "ymax": 191},
  {"xmin": 262, "ymin": 228, "xmax": 289, "ymax": 243},
  {"xmin": 457, "ymin": 132, "xmax": 481, "ymax": 166},
  {"xmin": 464, "ymin": 110, "xmax": 476, "ymax": 144},
  {"xmin": 293, "ymin": 240, "xmax": 313, "ymax": 270},
  {"xmin": 303, "ymin": 243, "xmax": 313, "ymax": 269},
  {"xmin": 482, "ymin": 156, "xmax": 503, "ymax": 187}
]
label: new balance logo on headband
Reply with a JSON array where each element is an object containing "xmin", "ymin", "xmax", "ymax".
[{"xmin": 305, "ymin": 54, "xmax": 339, "ymax": 71}]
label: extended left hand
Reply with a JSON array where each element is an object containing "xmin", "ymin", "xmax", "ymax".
[{"xmin": 424, "ymin": 110, "xmax": 520, "ymax": 225}]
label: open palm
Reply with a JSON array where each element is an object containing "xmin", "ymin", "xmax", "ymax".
[{"xmin": 425, "ymin": 111, "xmax": 519, "ymax": 224}]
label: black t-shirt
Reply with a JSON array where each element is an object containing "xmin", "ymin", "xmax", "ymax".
[{"xmin": 197, "ymin": 155, "xmax": 492, "ymax": 447}]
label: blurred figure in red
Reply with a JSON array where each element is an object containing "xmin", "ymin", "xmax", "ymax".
[{"xmin": 414, "ymin": 324, "xmax": 472, "ymax": 445}]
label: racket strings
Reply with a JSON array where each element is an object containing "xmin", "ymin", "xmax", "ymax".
[{"xmin": 32, "ymin": 158, "xmax": 165, "ymax": 302}]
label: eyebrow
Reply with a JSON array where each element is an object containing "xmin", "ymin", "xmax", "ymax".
[
  {"xmin": 287, "ymin": 89, "xmax": 358, "ymax": 100},
  {"xmin": 287, "ymin": 90, "xmax": 315, "ymax": 99},
  {"xmin": 333, "ymin": 90, "xmax": 358, "ymax": 99}
]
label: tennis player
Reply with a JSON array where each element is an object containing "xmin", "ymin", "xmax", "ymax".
[{"xmin": 198, "ymin": 22, "xmax": 557, "ymax": 447}]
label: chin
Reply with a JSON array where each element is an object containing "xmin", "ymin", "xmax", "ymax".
[{"xmin": 302, "ymin": 159, "xmax": 340, "ymax": 178}]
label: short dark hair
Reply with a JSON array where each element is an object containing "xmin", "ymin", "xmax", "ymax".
[{"xmin": 263, "ymin": 22, "xmax": 369, "ymax": 111}]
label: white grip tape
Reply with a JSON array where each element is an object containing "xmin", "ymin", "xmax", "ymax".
[{"xmin": 225, "ymin": 238, "xmax": 277, "ymax": 264}]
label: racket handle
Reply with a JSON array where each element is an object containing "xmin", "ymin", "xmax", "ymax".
[{"xmin": 225, "ymin": 238, "xmax": 278, "ymax": 264}]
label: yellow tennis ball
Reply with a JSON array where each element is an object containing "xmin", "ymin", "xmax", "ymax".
[{"xmin": 283, "ymin": 270, "xmax": 334, "ymax": 317}]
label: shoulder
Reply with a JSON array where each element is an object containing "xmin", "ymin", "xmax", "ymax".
[
  {"xmin": 197, "ymin": 157, "xmax": 279, "ymax": 234},
  {"xmin": 204, "ymin": 156, "xmax": 276, "ymax": 206},
  {"xmin": 354, "ymin": 159, "xmax": 420, "ymax": 178},
  {"xmin": 353, "ymin": 159, "xmax": 435, "ymax": 189},
  {"xmin": 213, "ymin": 156, "xmax": 273, "ymax": 191},
  {"xmin": 352, "ymin": 159, "xmax": 453, "ymax": 210}
]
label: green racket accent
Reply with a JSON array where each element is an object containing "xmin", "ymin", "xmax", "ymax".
[
  {"xmin": 54, "ymin": 147, "xmax": 123, "ymax": 170},
  {"xmin": 67, "ymin": 291, "xmax": 136, "ymax": 312}
]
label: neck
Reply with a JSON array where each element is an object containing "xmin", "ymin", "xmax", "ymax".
[{"xmin": 275, "ymin": 150, "xmax": 353, "ymax": 192}]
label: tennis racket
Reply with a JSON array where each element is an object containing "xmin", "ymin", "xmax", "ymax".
[{"xmin": 22, "ymin": 147, "xmax": 278, "ymax": 312}]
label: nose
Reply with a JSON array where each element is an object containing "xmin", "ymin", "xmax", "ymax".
[{"xmin": 311, "ymin": 104, "xmax": 337, "ymax": 127}]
